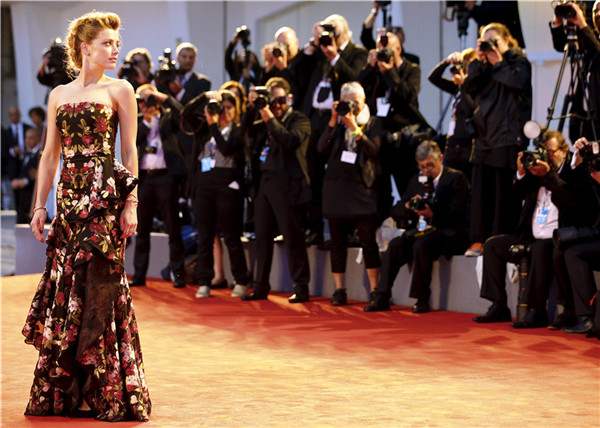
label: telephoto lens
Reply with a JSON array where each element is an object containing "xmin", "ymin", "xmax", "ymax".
[
  {"xmin": 335, "ymin": 100, "xmax": 356, "ymax": 116},
  {"xmin": 206, "ymin": 99, "xmax": 223, "ymax": 115},
  {"xmin": 480, "ymin": 39, "xmax": 497, "ymax": 53}
]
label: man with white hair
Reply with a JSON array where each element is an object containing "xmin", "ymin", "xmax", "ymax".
[{"xmin": 299, "ymin": 14, "xmax": 368, "ymax": 245}]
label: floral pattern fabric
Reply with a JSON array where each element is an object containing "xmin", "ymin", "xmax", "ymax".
[{"xmin": 22, "ymin": 102, "xmax": 151, "ymax": 422}]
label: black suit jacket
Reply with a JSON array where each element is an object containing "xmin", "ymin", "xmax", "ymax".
[
  {"xmin": 180, "ymin": 71, "xmax": 211, "ymax": 106},
  {"xmin": 136, "ymin": 96, "xmax": 188, "ymax": 178},
  {"xmin": 254, "ymin": 109, "xmax": 312, "ymax": 206},
  {"xmin": 392, "ymin": 166, "xmax": 470, "ymax": 253},
  {"xmin": 301, "ymin": 42, "xmax": 368, "ymax": 116},
  {"xmin": 359, "ymin": 59, "xmax": 425, "ymax": 130}
]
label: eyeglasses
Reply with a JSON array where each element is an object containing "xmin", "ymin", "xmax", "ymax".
[
  {"xmin": 270, "ymin": 96, "xmax": 287, "ymax": 106},
  {"xmin": 418, "ymin": 162, "xmax": 437, "ymax": 170}
]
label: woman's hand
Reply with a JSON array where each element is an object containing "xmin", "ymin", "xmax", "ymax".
[
  {"xmin": 30, "ymin": 208, "xmax": 47, "ymax": 243},
  {"xmin": 120, "ymin": 202, "xmax": 138, "ymax": 240}
]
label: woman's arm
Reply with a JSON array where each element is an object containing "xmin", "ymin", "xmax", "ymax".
[
  {"xmin": 115, "ymin": 80, "xmax": 139, "ymax": 239},
  {"xmin": 30, "ymin": 89, "xmax": 62, "ymax": 243}
]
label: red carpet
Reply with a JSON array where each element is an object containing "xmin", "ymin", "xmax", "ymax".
[{"xmin": 2, "ymin": 274, "xmax": 599, "ymax": 427}]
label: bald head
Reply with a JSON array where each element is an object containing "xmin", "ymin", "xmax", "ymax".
[{"xmin": 275, "ymin": 27, "xmax": 299, "ymax": 59}]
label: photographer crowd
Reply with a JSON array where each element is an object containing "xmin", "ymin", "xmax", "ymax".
[{"xmin": 4, "ymin": 1, "xmax": 600, "ymax": 340}]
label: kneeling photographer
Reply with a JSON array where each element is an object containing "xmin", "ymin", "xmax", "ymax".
[
  {"xmin": 129, "ymin": 85, "xmax": 188, "ymax": 290},
  {"xmin": 473, "ymin": 130, "xmax": 582, "ymax": 328},
  {"xmin": 187, "ymin": 90, "xmax": 250, "ymax": 299},
  {"xmin": 553, "ymin": 137, "xmax": 600, "ymax": 336}
]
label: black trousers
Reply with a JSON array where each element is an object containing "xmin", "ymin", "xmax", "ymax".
[
  {"xmin": 564, "ymin": 241, "xmax": 600, "ymax": 316},
  {"xmin": 470, "ymin": 164, "xmax": 519, "ymax": 243},
  {"xmin": 192, "ymin": 181, "xmax": 249, "ymax": 286},
  {"xmin": 480, "ymin": 235, "xmax": 556, "ymax": 312},
  {"xmin": 304, "ymin": 112, "xmax": 330, "ymax": 236},
  {"xmin": 377, "ymin": 229, "xmax": 448, "ymax": 301},
  {"xmin": 254, "ymin": 175, "xmax": 310, "ymax": 289},
  {"xmin": 328, "ymin": 216, "xmax": 380, "ymax": 273},
  {"xmin": 133, "ymin": 170, "xmax": 185, "ymax": 282}
]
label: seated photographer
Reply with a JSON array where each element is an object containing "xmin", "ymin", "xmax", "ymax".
[
  {"xmin": 557, "ymin": 137, "xmax": 600, "ymax": 336},
  {"xmin": 549, "ymin": 0, "xmax": 600, "ymax": 142},
  {"xmin": 317, "ymin": 82, "xmax": 381, "ymax": 306},
  {"xmin": 129, "ymin": 85, "xmax": 187, "ymax": 289},
  {"xmin": 190, "ymin": 90, "xmax": 250, "ymax": 299},
  {"xmin": 224, "ymin": 26, "xmax": 263, "ymax": 95},
  {"xmin": 241, "ymin": 77, "xmax": 312, "ymax": 303},
  {"xmin": 364, "ymin": 140, "xmax": 469, "ymax": 313},
  {"xmin": 117, "ymin": 48, "xmax": 154, "ymax": 92},
  {"xmin": 359, "ymin": 31, "xmax": 426, "ymax": 219},
  {"xmin": 427, "ymin": 48, "xmax": 477, "ymax": 181},
  {"xmin": 473, "ymin": 130, "xmax": 580, "ymax": 327}
]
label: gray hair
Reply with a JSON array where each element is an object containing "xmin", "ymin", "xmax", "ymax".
[
  {"xmin": 176, "ymin": 42, "xmax": 197, "ymax": 58},
  {"xmin": 415, "ymin": 140, "xmax": 442, "ymax": 162},
  {"xmin": 323, "ymin": 14, "xmax": 352, "ymax": 42},
  {"xmin": 340, "ymin": 81, "xmax": 365, "ymax": 100}
]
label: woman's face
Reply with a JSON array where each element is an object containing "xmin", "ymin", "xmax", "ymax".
[
  {"xmin": 84, "ymin": 28, "xmax": 120, "ymax": 70},
  {"xmin": 220, "ymin": 99, "xmax": 236, "ymax": 125},
  {"xmin": 482, "ymin": 29, "xmax": 509, "ymax": 54}
]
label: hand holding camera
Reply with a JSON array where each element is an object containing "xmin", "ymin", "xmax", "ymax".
[
  {"xmin": 204, "ymin": 91, "xmax": 223, "ymax": 125},
  {"xmin": 406, "ymin": 195, "xmax": 433, "ymax": 218},
  {"xmin": 477, "ymin": 37, "xmax": 502, "ymax": 65},
  {"xmin": 553, "ymin": 1, "xmax": 587, "ymax": 29}
]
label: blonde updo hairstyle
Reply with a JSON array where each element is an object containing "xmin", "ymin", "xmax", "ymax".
[{"xmin": 65, "ymin": 10, "xmax": 120, "ymax": 76}]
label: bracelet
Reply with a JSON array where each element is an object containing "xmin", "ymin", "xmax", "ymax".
[
  {"xmin": 351, "ymin": 128, "xmax": 361, "ymax": 137},
  {"xmin": 125, "ymin": 194, "xmax": 139, "ymax": 202},
  {"xmin": 33, "ymin": 205, "xmax": 47, "ymax": 214}
]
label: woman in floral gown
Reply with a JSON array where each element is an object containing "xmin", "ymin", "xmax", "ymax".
[{"xmin": 23, "ymin": 10, "xmax": 151, "ymax": 421}]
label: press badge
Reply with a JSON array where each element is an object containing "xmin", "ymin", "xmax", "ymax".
[
  {"xmin": 341, "ymin": 150, "xmax": 357, "ymax": 164},
  {"xmin": 535, "ymin": 207, "xmax": 548, "ymax": 224},
  {"xmin": 260, "ymin": 146, "xmax": 270, "ymax": 163},
  {"xmin": 376, "ymin": 97, "xmax": 391, "ymax": 117},
  {"xmin": 201, "ymin": 157, "xmax": 216, "ymax": 172}
]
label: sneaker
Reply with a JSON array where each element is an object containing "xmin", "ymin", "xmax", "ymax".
[
  {"xmin": 465, "ymin": 242, "xmax": 483, "ymax": 257},
  {"xmin": 231, "ymin": 283, "xmax": 248, "ymax": 298},
  {"xmin": 195, "ymin": 285, "xmax": 210, "ymax": 298}
]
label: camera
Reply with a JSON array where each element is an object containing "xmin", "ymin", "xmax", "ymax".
[
  {"xmin": 254, "ymin": 86, "xmax": 270, "ymax": 109},
  {"xmin": 554, "ymin": 2, "xmax": 577, "ymax": 19},
  {"xmin": 319, "ymin": 22, "xmax": 337, "ymax": 47},
  {"xmin": 44, "ymin": 38, "xmax": 66, "ymax": 69},
  {"xmin": 449, "ymin": 63, "xmax": 464, "ymax": 75},
  {"xmin": 236, "ymin": 25, "xmax": 251, "ymax": 49},
  {"xmin": 376, "ymin": 47, "xmax": 394, "ymax": 63},
  {"xmin": 121, "ymin": 58, "xmax": 138, "ymax": 81},
  {"xmin": 553, "ymin": 226, "xmax": 600, "ymax": 250},
  {"xmin": 408, "ymin": 175, "xmax": 434, "ymax": 211},
  {"xmin": 376, "ymin": 0, "xmax": 392, "ymax": 6},
  {"xmin": 521, "ymin": 148, "xmax": 548, "ymax": 169},
  {"xmin": 156, "ymin": 48, "xmax": 178, "ymax": 82},
  {"xmin": 206, "ymin": 99, "xmax": 223, "ymax": 115},
  {"xmin": 144, "ymin": 94, "xmax": 159, "ymax": 109},
  {"xmin": 272, "ymin": 43, "xmax": 288, "ymax": 58},
  {"xmin": 580, "ymin": 141, "xmax": 600, "ymax": 173},
  {"xmin": 336, "ymin": 100, "xmax": 357, "ymax": 116},
  {"xmin": 480, "ymin": 38, "xmax": 498, "ymax": 53}
]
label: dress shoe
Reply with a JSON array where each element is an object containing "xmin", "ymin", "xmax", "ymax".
[
  {"xmin": 412, "ymin": 300, "xmax": 431, "ymax": 314},
  {"xmin": 330, "ymin": 288, "xmax": 347, "ymax": 306},
  {"xmin": 128, "ymin": 279, "xmax": 146, "ymax": 287},
  {"xmin": 304, "ymin": 231, "xmax": 323, "ymax": 246},
  {"xmin": 195, "ymin": 285, "xmax": 211, "ymax": 298},
  {"xmin": 473, "ymin": 303, "xmax": 512, "ymax": 323},
  {"xmin": 173, "ymin": 277, "xmax": 186, "ymax": 288},
  {"xmin": 509, "ymin": 309, "xmax": 548, "ymax": 329},
  {"xmin": 241, "ymin": 286, "xmax": 270, "ymax": 301},
  {"xmin": 231, "ymin": 283, "xmax": 247, "ymax": 298},
  {"xmin": 364, "ymin": 293, "xmax": 391, "ymax": 312},
  {"xmin": 289, "ymin": 284, "xmax": 309, "ymax": 303},
  {"xmin": 562, "ymin": 316, "xmax": 594, "ymax": 334},
  {"xmin": 548, "ymin": 312, "xmax": 578, "ymax": 330},
  {"xmin": 211, "ymin": 280, "xmax": 228, "ymax": 289}
]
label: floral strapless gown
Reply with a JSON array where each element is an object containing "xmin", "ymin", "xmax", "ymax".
[{"xmin": 22, "ymin": 102, "xmax": 151, "ymax": 422}]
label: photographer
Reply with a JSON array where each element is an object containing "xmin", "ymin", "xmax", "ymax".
[
  {"xmin": 359, "ymin": 31, "xmax": 426, "ymax": 219},
  {"xmin": 558, "ymin": 137, "xmax": 600, "ymax": 335},
  {"xmin": 473, "ymin": 130, "xmax": 582, "ymax": 327},
  {"xmin": 299, "ymin": 15, "xmax": 368, "ymax": 245},
  {"xmin": 462, "ymin": 22, "xmax": 532, "ymax": 257},
  {"xmin": 550, "ymin": 0, "xmax": 600, "ymax": 142},
  {"xmin": 365, "ymin": 140, "xmax": 470, "ymax": 313},
  {"xmin": 190, "ymin": 90, "xmax": 250, "ymax": 299},
  {"xmin": 428, "ymin": 48, "xmax": 477, "ymax": 181},
  {"xmin": 241, "ymin": 77, "xmax": 312, "ymax": 303},
  {"xmin": 224, "ymin": 26, "xmax": 263, "ymax": 95},
  {"xmin": 117, "ymin": 48, "xmax": 154, "ymax": 92},
  {"xmin": 129, "ymin": 85, "xmax": 187, "ymax": 289},
  {"xmin": 317, "ymin": 82, "xmax": 381, "ymax": 306},
  {"xmin": 37, "ymin": 38, "xmax": 73, "ymax": 95}
]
